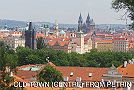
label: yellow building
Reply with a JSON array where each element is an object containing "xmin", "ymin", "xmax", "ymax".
[{"xmin": 96, "ymin": 40, "xmax": 113, "ymax": 52}]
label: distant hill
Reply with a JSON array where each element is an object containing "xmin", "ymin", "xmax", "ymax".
[
  {"xmin": 0, "ymin": 19, "xmax": 27, "ymax": 28},
  {"xmin": 95, "ymin": 24, "xmax": 126, "ymax": 30},
  {"xmin": 0, "ymin": 19, "xmax": 126, "ymax": 30}
]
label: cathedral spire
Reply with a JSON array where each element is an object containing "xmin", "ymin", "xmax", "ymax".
[
  {"xmin": 78, "ymin": 13, "xmax": 83, "ymax": 23},
  {"xmin": 78, "ymin": 13, "xmax": 83, "ymax": 32},
  {"xmin": 86, "ymin": 13, "xmax": 90, "ymax": 24}
]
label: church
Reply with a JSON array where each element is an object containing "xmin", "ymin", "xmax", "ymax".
[
  {"xmin": 81, "ymin": 13, "xmax": 95, "ymax": 34},
  {"xmin": 39, "ymin": 13, "xmax": 96, "ymax": 54},
  {"xmin": 69, "ymin": 13, "xmax": 95, "ymax": 54}
]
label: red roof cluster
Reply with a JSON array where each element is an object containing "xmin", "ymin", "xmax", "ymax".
[
  {"xmin": 118, "ymin": 64, "xmax": 134, "ymax": 78},
  {"xmin": 55, "ymin": 66, "xmax": 108, "ymax": 82}
]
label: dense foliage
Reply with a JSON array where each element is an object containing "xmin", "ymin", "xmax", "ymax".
[
  {"xmin": 0, "ymin": 41, "xmax": 134, "ymax": 89},
  {"xmin": 0, "ymin": 41, "xmax": 134, "ymax": 69},
  {"xmin": 39, "ymin": 65, "xmax": 63, "ymax": 83},
  {"xmin": 0, "ymin": 41, "xmax": 21, "ymax": 90},
  {"xmin": 112, "ymin": 0, "xmax": 134, "ymax": 29},
  {"xmin": 15, "ymin": 47, "xmax": 134, "ymax": 67},
  {"xmin": 36, "ymin": 37, "xmax": 45, "ymax": 49}
]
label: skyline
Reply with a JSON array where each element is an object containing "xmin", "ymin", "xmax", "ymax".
[{"xmin": 0, "ymin": 0, "xmax": 131, "ymax": 24}]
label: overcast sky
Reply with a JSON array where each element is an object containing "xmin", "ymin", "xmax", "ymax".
[{"xmin": 0, "ymin": 0, "xmax": 130, "ymax": 24}]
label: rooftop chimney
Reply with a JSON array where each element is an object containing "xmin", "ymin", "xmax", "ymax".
[
  {"xmin": 124, "ymin": 61, "xmax": 127, "ymax": 68},
  {"xmin": 70, "ymin": 72, "xmax": 74, "ymax": 76},
  {"xmin": 88, "ymin": 73, "xmax": 93, "ymax": 77},
  {"xmin": 128, "ymin": 60, "xmax": 132, "ymax": 64}
]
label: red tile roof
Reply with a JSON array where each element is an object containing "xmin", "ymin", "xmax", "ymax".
[
  {"xmin": 16, "ymin": 70, "xmax": 38, "ymax": 81},
  {"xmin": 15, "ymin": 63, "xmax": 108, "ymax": 82},
  {"xmin": 114, "ymin": 37, "xmax": 128, "ymax": 40},
  {"xmin": 118, "ymin": 64, "xmax": 134, "ymax": 78},
  {"xmin": 36, "ymin": 33, "xmax": 45, "ymax": 38},
  {"xmin": 55, "ymin": 66, "xmax": 108, "ymax": 82},
  {"xmin": 48, "ymin": 40, "xmax": 70, "ymax": 46}
]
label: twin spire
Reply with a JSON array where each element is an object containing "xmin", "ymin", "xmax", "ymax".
[
  {"xmin": 78, "ymin": 13, "xmax": 95, "ymax": 33},
  {"xmin": 78, "ymin": 13, "xmax": 91, "ymax": 24}
]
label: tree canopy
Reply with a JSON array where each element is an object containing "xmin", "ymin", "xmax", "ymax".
[
  {"xmin": 0, "ymin": 41, "xmax": 134, "ymax": 69},
  {"xmin": 39, "ymin": 65, "xmax": 63, "ymax": 83},
  {"xmin": 15, "ymin": 47, "xmax": 134, "ymax": 67},
  {"xmin": 36, "ymin": 37, "xmax": 45, "ymax": 49},
  {"xmin": 112, "ymin": 0, "xmax": 134, "ymax": 29}
]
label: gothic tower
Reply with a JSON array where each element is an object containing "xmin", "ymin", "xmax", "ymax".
[
  {"xmin": 89, "ymin": 19, "xmax": 95, "ymax": 33},
  {"xmin": 77, "ymin": 13, "xmax": 84, "ymax": 53},
  {"xmin": 86, "ymin": 13, "xmax": 90, "ymax": 30},
  {"xmin": 78, "ymin": 13, "xmax": 83, "ymax": 32},
  {"xmin": 25, "ymin": 22, "xmax": 36, "ymax": 49},
  {"xmin": 84, "ymin": 13, "xmax": 95, "ymax": 33},
  {"xmin": 53, "ymin": 20, "xmax": 59, "ymax": 37}
]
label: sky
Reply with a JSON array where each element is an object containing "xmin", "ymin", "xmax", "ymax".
[{"xmin": 0, "ymin": 0, "xmax": 131, "ymax": 24}]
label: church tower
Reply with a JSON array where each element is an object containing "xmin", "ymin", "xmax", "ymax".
[
  {"xmin": 77, "ymin": 13, "xmax": 84, "ymax": 53},
  {"xmin": 91, "ymin": 31, "xmax": 96, "ymax": 49},
  {"xmin": 53, "ymin": 20, "xmax": 59, "ymax": 37},
  {"xmin": 25, "ymin": 22, "xmax": 36, "ymax": 49},
  {"xmin": 89, "ymin": 19, "xmax": 95, "ymax": 32},
  {"xmin": 86, "ymin": 13, "xmax": 90, "ymax": 30},
  {"xmin": 85, "ymin": 13, "xmax": 95, "ymax": 33}
]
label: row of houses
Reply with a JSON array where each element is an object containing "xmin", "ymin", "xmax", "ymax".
[{"xmin": 0, "ymin": 19, "xmax": 133, "ymax": 53}]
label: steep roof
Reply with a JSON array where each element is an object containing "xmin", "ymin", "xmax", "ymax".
[{"xmin": 55, "ymin": 66, "xmax": 108, "ymax": 81}]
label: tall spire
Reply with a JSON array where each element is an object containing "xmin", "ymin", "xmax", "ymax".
[
  {"xmin": 78, "ymin": 13, "xmax": 83, "ymax": 32},
  {"xmin": 78, "ymin": 13, "xmax": 83, "ymax": 24},
  {"xmin": 86, "ymin": 13, "xmax": 90, "ymax": 24},
  {"xmin": 28, "ymin": 21, "xmax": 33, "ymax": 31},
  {"xmin": 25, "ymin": 21, "xmax": 35, "ymax": 49}
]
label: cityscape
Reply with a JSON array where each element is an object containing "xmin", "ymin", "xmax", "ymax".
[{"xmin": 0, "ymin": 0, "xmax": 134, "ymax": 90}]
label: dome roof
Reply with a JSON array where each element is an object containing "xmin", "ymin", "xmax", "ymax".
[{"xmin": 60, "ymin": 30, "xmax": 65, "ymax": 34}]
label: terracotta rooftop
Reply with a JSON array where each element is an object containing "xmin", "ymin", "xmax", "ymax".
[
  {"xmin": 16, "ymin": 70, "xmax": 38, "ymax": 81},
  {"xmin": 15, "ymin": 63, "xmax": 108, "ymax": 82},
  {"xmin": 55, "ymin": 66, "xmax": 108, "ymax": 82},
  {"xmin": 118, "ymin": 64, "xmax": 134, "ymax": 78},
  {"xmin": 48, "ymin": 40, "xmax": 70, "ymax": 46},
  {"xmin": 36, "ymin": 33, "xmax": 45, "ymax": 38}
]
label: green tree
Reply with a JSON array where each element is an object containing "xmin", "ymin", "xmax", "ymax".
[
  {"xmin": 36, "ymin": 37, "xmax": 45, "ymax": 49},
  {"xmin": 112, "ymin": 0, "xmax": 134, "ymax": 29},
  {"xmin": 39, "ymin": 65, "xmax": 63, "ymax": 83},
  {"xmin": 16, "ymin": 47, "xmax": 32, "ymax": 65},
  {"xmin": 0, "ymin": 41, "xmax": 18, "ymax": 89}
]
